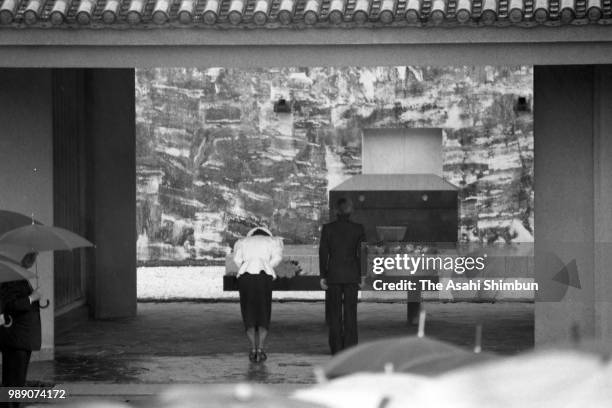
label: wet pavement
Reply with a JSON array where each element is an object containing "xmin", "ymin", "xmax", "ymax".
[{"xmin": 27, "ymin": 301, "xmax": 534, "ymax": 386}]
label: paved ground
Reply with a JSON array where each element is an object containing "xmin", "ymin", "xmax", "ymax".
[{"xmin": 27, "ymin": 301, "xmax": 533, "ymax": 388}]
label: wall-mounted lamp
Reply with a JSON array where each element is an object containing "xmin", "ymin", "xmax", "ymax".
[
  {"xmin": 516, "ymin": 96, "xmax": 530, "ymax": 113},
  {"xmin": 273, "ymin": 98, "xmax": 292, "ymax": 114}
]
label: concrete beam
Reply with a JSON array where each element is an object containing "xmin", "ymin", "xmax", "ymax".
[
  {"xmin": 1, "ymin": 25, "xmax": 612, "ymax": 67},
  {"xmin": 1, "ymin": 43, "xmax": 612, "ymax": 68}
]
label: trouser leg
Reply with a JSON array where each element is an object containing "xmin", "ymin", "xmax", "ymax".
[
  {"xmin": 326, "ymin": 284, "xmax": 343, "ymax": 355},
  {"xmin": 407, "ymin": 302, "xmax": 421, "ymax": 324},
  {"xmin": 2, "ymin": 349, "xmax": 30, "ymax": 386},
  {"xmin": 325, "ymin": 290, "xmax": 330, "ymax": 325},
  {"xmin": 1, "ymin": 349, "xmax": 31, "ymax": 408},
  {"xmin": 342, "ymin": 284, "xmax": 359, "ymax": 349},
  {"xmin": 407, "ymin": 287, "xmax": 422, "ymax": 325}
]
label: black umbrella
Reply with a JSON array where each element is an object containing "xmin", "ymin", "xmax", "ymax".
[
  {"xmin": 0, "ymin": 210, "xmax": 41, "ymax": 236},
  {"xmin": 396, "ymin": 349, "xmax": 496, "ymax": 376},
  {"xmin": 0, "ymin": 224, "xmax": 93, "ymax": 252},
  {"xmin": 0, "ymin": 225, "xmax": 92, "ymax": 309},
  {"xmin": 323, "ymin": 335, "xmax": 469, "ymax": 379},
  {"xmin": 324, "ymin": 312, "xmax": 494, "ymax": 379},
  {"xmin": 0, "ymin": 243, "xmax": 32, "ymax": 265},
  {"xmin": 0, "ymin": 259, "xmax": 36, "ymax": 283}
]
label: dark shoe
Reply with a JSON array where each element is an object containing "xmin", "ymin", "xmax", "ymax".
[
  {"xmin": 249, "ymin": 349, "xmax": 258, "ymax": 363},
  {"xmin": 257, "ymin": 348, "xmax": 267, "ymax": 362}
]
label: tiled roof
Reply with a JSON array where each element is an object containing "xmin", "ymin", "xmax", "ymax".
[{"xmin": 0, "ymin": 0, "xmax": 611, "ymax": 28}]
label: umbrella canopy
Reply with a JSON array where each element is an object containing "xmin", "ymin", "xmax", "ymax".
[
  {"xmin": 397, "ymin": 349, "xmax": 496, "ymax": 376},
  {"xmin": 157, "ymin": 384, "xmax": 325, "ymax": 408},
  {"xmin": 0, "ymin": 243, "xmax": 32, "ymax": 265},
  {"xmin": 293, "ymin": 372, "xmax": 434, "ymax": 408},
  {"xmin": 0, "ymin": 210, "xmax": 41, "ymax": 236},
  {"xmin": 551, "ymin": 338, "xmax": 612, "ymax": 362},
  {"xmin": 299, "ymin": 353, "xmax": 612, "ymax": 408},
  {"xmin": 383, "ymin": 350, "xmax": 611, "ymax": 408},
  {"xmin": 0, "ymin": 224, "xmax": 93, "ymax": 252},
  {"xmin": 323, "ymin": 335, "xmax": 472, "ymax": 379},
  {"xmin": 50, "ymin": 402, "xmax": 132, "ymax": 408},
  {"xmin": 0, "ymin": 260, "xmax": 36, "ymax": 284}
]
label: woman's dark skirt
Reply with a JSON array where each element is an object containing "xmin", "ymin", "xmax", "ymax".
[{"xmin": 238, "ymin": 271, "xmax": 273, "ymax": 330}]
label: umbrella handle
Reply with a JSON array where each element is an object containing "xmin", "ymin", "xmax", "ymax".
[
  {"xmin": 474, "ymin": 324, "xmax": 483, "ymax": 354},
  {"xmin": 2, "ymin": 315, "xmax": 13, "ymax": 328},
  {"xmin": 417, "ymin": 310, "xmax": 426, "ymax": 338},
  {"xmin": 313, "ymin": 367, "xmax": 327, "ymax": 384},
  {"xmin": 39, "ymin": 299, "xmax": 50, "ymax": 309}
]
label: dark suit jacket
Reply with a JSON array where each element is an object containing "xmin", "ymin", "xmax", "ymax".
[
  {"xmin": 319, "ymin": 215, "xmax": 366, "ymax": 284},
  {"xmin": 0, "ymin": 280, "xmax": 41, "ymax": 351}
]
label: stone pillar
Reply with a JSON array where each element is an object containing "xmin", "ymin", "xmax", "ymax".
[
  {"xmin": 534, "ymin": 65, "xmax": 612, "ymax": 345},
  {"xmin": 85, "ymin": 69, "xmax": 137, "ymax": 319},
  {"xmin": 593, "ymin": 66, "xmax": 612, "ymax": 340}
]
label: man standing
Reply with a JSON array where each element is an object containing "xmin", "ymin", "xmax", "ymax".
[
  {"xmin": 319, "ymin": 197, "xmax": 366, "ymax": 355},
  {"xmin": 0, "ymin": 252, "xmax": 42, "ymax": 408}
]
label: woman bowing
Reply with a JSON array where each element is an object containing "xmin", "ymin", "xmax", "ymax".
[{"xmin": 233, "ymin": 227, "xmax": 283, "ymax": 363}]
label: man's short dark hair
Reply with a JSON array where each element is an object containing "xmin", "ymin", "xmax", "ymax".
[
  {"xmin": 21, "ymin": 252, "xmax": 37, "ymax": 269},
  {"xmin": 335, "ymin": 197, "xmax": 353, "ymax": 216}
]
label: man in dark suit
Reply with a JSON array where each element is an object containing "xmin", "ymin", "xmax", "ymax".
[
  {"xmin": 0, "ymin": 252, "xmax": 41, "ymax": 408},
  {"xmin": 319, "ymin": 197, "xmax": 366, "ymax": 355}
]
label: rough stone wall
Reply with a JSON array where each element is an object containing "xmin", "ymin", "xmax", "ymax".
[{"xmin": 136, "ymin": 66, "xmax": 533, "ymax": 263}]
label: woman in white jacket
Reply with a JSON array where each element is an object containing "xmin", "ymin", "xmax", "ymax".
[{"xmin": 233, "ymin": 227, "xmax": 283, "ymax": 363}]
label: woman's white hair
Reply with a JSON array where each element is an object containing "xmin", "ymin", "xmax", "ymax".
[{"xmin": 246, "ymin": 227, "xmax": 274, "ymax": 237}]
